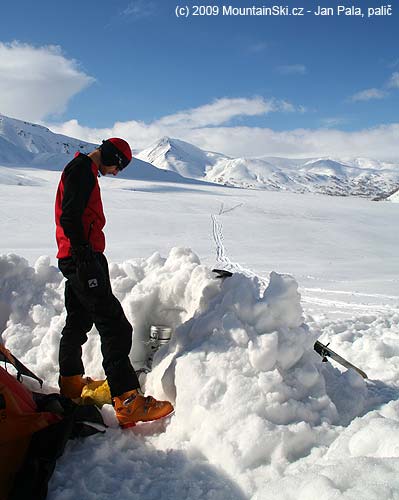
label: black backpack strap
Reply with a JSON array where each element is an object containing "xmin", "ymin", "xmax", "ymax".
[{"xmin": 0, "ymin": 345, "xmax": 43, "ymax": 387}]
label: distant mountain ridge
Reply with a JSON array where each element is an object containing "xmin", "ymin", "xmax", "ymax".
[
  {"xmin": 0, "ymin": 113, "xmax": 95, "ymax": 169},
  {"xmin": 0, "ymin": 114, "xmax": 213, "ymax": 186},
  {"xmin": 138, "ymin": 136, "xmax": 399, "ymax": 198},
  {"xmin": 136, "ymin": 136, "xmax": 225, "ymax": 178},
  {"xmin": 0, "ymin": 113, "xmax": 398, "ymax": 197}
]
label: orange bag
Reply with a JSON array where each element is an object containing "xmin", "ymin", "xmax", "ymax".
[
  {"xmin": 0, "ymin": 357, "xmax": 60, "ymax": 499},
  {"xmin": 0, "ymin": 344, "xmax": 105, "ymax": 500}
]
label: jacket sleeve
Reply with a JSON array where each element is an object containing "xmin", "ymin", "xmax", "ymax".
[{"xmin": 60, "ymin": 158, "xmax": 95, "ymax": 247}]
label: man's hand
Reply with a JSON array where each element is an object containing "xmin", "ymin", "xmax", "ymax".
[
  {"xmin": 71, "ymin": 244, "xmax": 107, "ymax": 295},
  {"xmin": 71, "ymin": 244, "xmax": 94, "ymax": 265}
]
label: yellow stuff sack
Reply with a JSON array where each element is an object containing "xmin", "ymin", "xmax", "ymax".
[{"xmin": 81, "ymin": 379, "xmax": 111, "ymax": 407}]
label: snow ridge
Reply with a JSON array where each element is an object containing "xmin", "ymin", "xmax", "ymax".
[
  {"xmin": 0, "ymin": 113, "xmax": 94, "ymax": 169},
  {"xmin": 0, "ymin": 113, "xmax": 398, "ymax": 197},
  {"xmin": 137, "ymin": 136, "xmax": 225, "ymax": 179},
  {"xmin": 138, "ymin": 137, "xmax": 399, "ymax": 198}
]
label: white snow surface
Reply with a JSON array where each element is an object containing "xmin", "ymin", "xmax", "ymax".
[
  {"xmin": 388, "ymin": 188, "xmax": 399, "ymax": 203},
  {"xmin": 1, "ymin": 160, "xmax": 399, "ymax": 499}
]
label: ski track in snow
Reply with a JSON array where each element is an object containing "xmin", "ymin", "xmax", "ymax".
[
  {"xmin": 212, "ymin": 214, "xmax": 399, "ymax": 444},
  {"xmin": 211, "ymin": 212, "xmax": 399, "ymax": 401},
  {"xmin": 1, "ymin": 174, "xmax": 399, "ymax": 498},
  {"xmin": 302, "ymin": 292, "xmax": 399, "ymax": 315},
  {"xmin": 211, "ymin": 211, "xmax": 399, "ymax": 382},
  {"xmin": 212, "ymin": 214, "xmax": 266, "ymax": 281},
  {"xmin": 212, "ymin": 213, "xmax": 399, "ymax": 318}
]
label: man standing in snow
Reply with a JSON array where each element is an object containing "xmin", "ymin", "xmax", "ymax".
[{"xmin": 55, "ymin": 138, "xmax": 173, "ymax": 428}]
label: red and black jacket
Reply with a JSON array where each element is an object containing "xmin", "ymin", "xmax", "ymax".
[{"xmin": 55, "ymin": 152, "xmax": 106, "ymax": 259}]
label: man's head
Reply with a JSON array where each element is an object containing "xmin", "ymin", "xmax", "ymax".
[{"xmin": 98, "ymin": 138, "xmax": 132, "ymax": 176}]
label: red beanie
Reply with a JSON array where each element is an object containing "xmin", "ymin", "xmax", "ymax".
[
  {"xmin": 100, "ymin": 137, "xmax": 132, "ymax": 170},
  {"xmin": 108, "ymin": 138, "xmax": 132, "ymax": 162}
]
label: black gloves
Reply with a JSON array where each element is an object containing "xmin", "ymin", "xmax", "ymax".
[
  {"xmin": 71, "ymin": 244, "xmax": 107, "ymax": 295},
  {"xmin": 71, "ymin": 244, "xmax": 93, "ymax": 264}
]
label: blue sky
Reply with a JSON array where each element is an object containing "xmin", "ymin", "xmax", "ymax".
[{"xmin": 0, "ymin": 0, "xmax": 398, "ymax": 158}]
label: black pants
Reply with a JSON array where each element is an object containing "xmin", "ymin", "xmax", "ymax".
[{"xmin": 58, "ymin": 253, "xmax": 140, "ymax": 397}]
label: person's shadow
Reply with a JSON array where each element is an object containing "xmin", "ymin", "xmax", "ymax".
[
  {"xmin": 320, "ymin": 361, "xmax": 399, "ymax": 426},
  {"xmin": 48, "ymin": 423, "xmax": 248, "ymax": 500}
]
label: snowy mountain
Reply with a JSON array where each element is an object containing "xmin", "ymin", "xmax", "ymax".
[
  {"xmin": 1, "ymin": 113, "xmax": 398, "ymax": 197},
  {"xmin": 0, "ymin": 113, "xmax": 94, "ymax": 169},
  {"xmin": 208, "ymin": 156, "xmax": 399, "ymax": 197},
  {"xmin": 137, "ymin": 137, "xmax": 399, "ymax": 198},
  {"xmin": 0, "ymin": 114, "xmax": 213, "ymax": 186},
  {"xmin": 136, "ymin": 136, "xmax": 225, "ymax": 178}
]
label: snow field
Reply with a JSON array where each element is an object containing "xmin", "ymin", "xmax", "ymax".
[
  {"xmin": 2, "ymin": 248, "xmax": 399, "ymax": 498},
  {"xmin": 1, "ymin": 163, "xmax": 399, "ymax": 498}
]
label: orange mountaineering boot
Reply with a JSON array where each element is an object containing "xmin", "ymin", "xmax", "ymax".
[
  {"xmin": 59, "ymin": 375, "xmax": 102, "ymax": 400},
  {"xmin": 113, "ymin": 389, "xmax": 174, "ymax": 429}
]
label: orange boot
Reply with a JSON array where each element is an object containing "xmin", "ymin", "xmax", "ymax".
[
  {"xmin": 59, "ymin": 375, "xmax": 102, "ymax": 400},
  {"xmin": 113, "ymin": 389, "xmax": 174, "ymax": 429}
]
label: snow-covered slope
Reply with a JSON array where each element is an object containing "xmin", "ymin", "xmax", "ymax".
[
  {"xmin": 388, "ymin": 192, "xmax": 399, "ymax": 202},
  {"xmin": 136, "ymin": 136, "xmax": 225, "ymax": 179},
  {"xmin": 117, "ymin": 157, "xmax": 215, "ymax": 185},
  {"xmin": 385, "ymin": 184, "xmax": 399, "ymax": 202},
  {"xmin": 0, "ymin": 115, "xmax": 213, "ymax": 186},
  {"xmin": 0, "ymin": 113, "xmax": 94, "ymax": 169},
  {"xmin": 207, "ymin": 156, "xmax": 399, "ymax": 197},
  {"xmin": 137, "ymin": 137, "xmax": 399, "ymax": 198},
  {"xmin": 1, "ymin": 160, "xmax": 399, "ymax": 498},
  {"xmin": 0, "ymin": 165, "xmax": 46, "ymax": 186}
]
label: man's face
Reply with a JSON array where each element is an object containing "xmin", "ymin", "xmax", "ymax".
[{"xmin": 99, "ymin": 164, "xmax": 119, "ymax": 176}]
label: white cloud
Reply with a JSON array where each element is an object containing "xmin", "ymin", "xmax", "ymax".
[
  {"xmin": 157, "ymin": 97, "xmax": 267, "ymax": 127},
  {"xmin": 156, "ymin": 97, "xmax": 299, "ymax": 128},
  {"xmin": 186, "ymin": 124, "xmax": 399, "ymax": 160},
  {"xmin": 47, "ymin": 97, "xmax": 302, "ymax": 145},
  {"xmin": 350, "ymin": 88, "xmax": 387, "ymax": 102},
  {"xmin": 46, "ymin": 97, "xmax": 399, "ymax": 161},
  {"xmin": 387, "ymin": 72, "xmax": 399, "ymax": 89},
  {"xmin": 121, "ymin": 1, "xmax": 156, "ymax": 19},
  {"xmin": 248, "ymin": 42, "xmax": 269, "ymax": 53},
  {"xmin": 320, "ymin": 117, "xmax": 348, "ymax": 127},
  {"xmin": 0, "ymin": 42, "xmax": 94, "ymax": 121},
  {"xmin": 276, "ymin": 65, "xmax": 307, "ymax": 75},
  {"xmin": 350, "ymin": 71, "xmax": 399, "ymax": 102}
]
